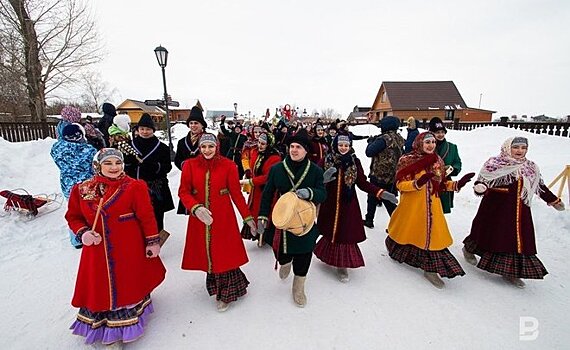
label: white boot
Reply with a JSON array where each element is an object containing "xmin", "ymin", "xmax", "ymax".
[
  {"xmin": 423, "ymin": 271, "xmax": 445, "ymax": 289},
  {"xmin": 105, "ymin": 341, "xmax": 124, "ymax": 349},
  {"xmin": 216, "ymin": 300, "xmax": 230, "ymax": 312},
  {"xmin": 292, "ymin": 276, "xmax": 307, "ymax": 307},
  {"xmin": 279, "ymin": 262, "xmax": 292, "ymax": 280},
  {"xmin": 337, "ymin": 268, "xmax": 349, "ymax": 283},
  {"xmin": 503, "ymin": 276, "xmax": 526, "ymax": 288},
  {"xmin": 462, "ymin": 247, "xmax": 478, "ymax": 266}
]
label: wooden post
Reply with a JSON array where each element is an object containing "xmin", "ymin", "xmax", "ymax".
[{"xmin": 548, "ymin": 165, "xmax": 570, "ymax": 204}]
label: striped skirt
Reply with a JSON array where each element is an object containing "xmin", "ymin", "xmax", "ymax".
[
  {"xmin": 386, "ymin": 236, "xmax": 465, "ymax": 278},
  {"xmin": 463, "ymin": 237, "xmax": 548, "ymax": 279},
  {"xmin": 314, "ymin": 237, "xmax": 365, "ymax": 268},
  {"xmin": 70, "ymin": 295, "xmax": 153, "ymax": 345},
  {"xmin": 206, "ymin": 268, "xmax": 250, "ymax": 303}
]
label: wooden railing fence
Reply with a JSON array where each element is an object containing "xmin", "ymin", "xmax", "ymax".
[{"xmin": 0, "ymin": 122, "xmax": 58, "ymax": 142}]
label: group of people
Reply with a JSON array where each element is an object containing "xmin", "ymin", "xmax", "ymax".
[{"xmin": 51, "ymin": 104, "xmax": 565, "ymax": 347}]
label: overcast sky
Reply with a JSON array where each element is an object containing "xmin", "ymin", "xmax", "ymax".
[{"xmin": 91, "ymin": 0, "xmax": 569, "ymax": 118}]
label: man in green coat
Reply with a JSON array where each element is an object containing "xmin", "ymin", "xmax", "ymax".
[
  {"xmin": 258, "ymin": 129, "xmax": 326, "ymax": 307},
  {"xmin": 429, "ymin": 117, "xmax": 462, "ymax": 214}
]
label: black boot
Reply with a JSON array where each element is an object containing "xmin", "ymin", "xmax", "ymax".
[{"xmin": 363, "ymin": 218, "xmax": 374, "ymax": 229}]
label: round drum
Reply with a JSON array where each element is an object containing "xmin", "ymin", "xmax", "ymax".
[{"xmin": 272, "ymin": 192, "xmax": 316, "ymax": 236}]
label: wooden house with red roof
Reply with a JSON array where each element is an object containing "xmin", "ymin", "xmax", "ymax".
[{"xmin": 369, "ymin": 81, "xmax": 495, "ymax": 123}]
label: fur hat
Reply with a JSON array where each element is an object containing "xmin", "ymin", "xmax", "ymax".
[
  {"xmin": 60, "ymin": 106, "xmax": 82, "ymax": 123},
  {"xmin": 406, "ymin": 116, "xmax": 417, "ymax": 130},
  {"xmin": 287, "ymin": 129, "xmax": 311, "ymax": 151},
  {"xmin": 62, "ymin": 123, "xmax": 85, "ymax": 143},
  {"xmin": 187, "ymin": 106, "xmax": 207, "ymax": 129},
  {"xmin": 137, "ymin": 113, "xmax": 155, "ymax": 131},
  {"xmin": 428, "ymin": 117, "xmax": 446, "ymax": 133}
]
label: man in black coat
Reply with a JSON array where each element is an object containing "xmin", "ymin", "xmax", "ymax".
[
  {"xmin": 97, "ymin": 102, "xmax": 116, "ymax": 147},
  {"xmin": 124, "ymin": 113, "xmax": 175, "ymax": 230}
]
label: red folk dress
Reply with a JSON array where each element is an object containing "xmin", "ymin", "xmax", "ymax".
[
  {"xmin": 179, "ymin": 155, "xmax": 253, "ymax": 273},
  {"xmin": 66, "ymin": 175, "xmax": 166, "ymax": 312}
]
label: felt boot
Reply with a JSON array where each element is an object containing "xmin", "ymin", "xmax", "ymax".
[
  {"xmin": 424, "ymin": 271, "xmax": 445, "ymax": 289},
  {"xmin": 462, "ymin": 247, "xmax": 478, "ymax": 266},
  {"xmin": 292, "ymin": 276, "xmax": 307, "ymax": 307},
  {"xmin": 337, "ymin": 268, "xmax": 349, "ymax": 283},
  {"xmin": 279, "ymin": 262, "xmax": 292, "ymax": 280}
]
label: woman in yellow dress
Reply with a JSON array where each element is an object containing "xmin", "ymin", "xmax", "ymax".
[{"xmin": 386, "ymin": 132, "xmax": 474, "ymax": 288}]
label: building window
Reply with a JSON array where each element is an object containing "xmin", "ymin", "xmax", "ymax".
[{"xmin": 445, "ymin": 110, "xmax": 454, "ymax": 120}]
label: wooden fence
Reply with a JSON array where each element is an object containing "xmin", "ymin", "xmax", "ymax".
[{"xmin": 0, "ymin": 122, "xmax": 58, "ymax": 142}]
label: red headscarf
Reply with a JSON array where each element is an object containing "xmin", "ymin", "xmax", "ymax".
[{"xmin": 395, "ymin": 132, "xmax": 446, "ymax": 193}]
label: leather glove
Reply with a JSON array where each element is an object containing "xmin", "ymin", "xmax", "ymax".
[
  {"xmin": 194, "ymin": 206, "xmax": 213, "ymax": 225},
  {"xmin": 244, "ymin": 169, "xmax": 252, "ymax": 179},
  {"xmin": 146, "ymin": 244, "xmax": 160, "ymax": 258},
  {"xmin": 456, "ymin": 172, "xmax": 476, "ymax": 191},
  {"xmin": 551, "ymin": 199, "xmax": 565, "ymax": 211},
  {"xmin": 81, "ymin": 230, "xmax": 102, "ymax": 246},
  {"xmin": 415, "ymin": 172, "xmax": 435, "ymax": 188},
  {"xmin": 257, "ymin": 218, "xmax": 267, "ymax": 235},
  {"xmin": 295, "ymin": 188, "xmax": 310, "ymax": 199},
  {"xmin": 473, "ymin": 183, "xmax": 488, "ymax": 195},
  {"xmin": 377, "ymin": 190, "xmax": 398, "ymax": 205},
  {"xmin": 246, "ymin": 220, "xmax": 257, "ymax": 236},
  {"xmin": 323, "ymin": 167, "xmax": 337, "ymax": 184}
]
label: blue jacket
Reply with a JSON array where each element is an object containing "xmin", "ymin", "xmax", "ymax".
[{"xmin": 50, "ymin": 140, "xmax": 97, "ymax": 198}]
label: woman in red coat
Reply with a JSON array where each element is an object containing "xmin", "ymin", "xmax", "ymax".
[
  {"xmin": 65, "ymin": 148, "xmax": 166, "ymax": 346},
  {"xmin": 315, "ymin": 134, "xmax": 398, "ymax": 282},
  {"xmin": 240, "ymin": 132, "xmax": 282, "ymax": 241},
  {"xmin": 179, "ymin": 133, "xmax": 257, "ymax": 312}
]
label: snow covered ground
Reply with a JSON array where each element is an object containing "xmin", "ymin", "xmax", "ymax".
[{"xmin": 1, "ymin": 125, "xmax": 569, "ymax": 349}]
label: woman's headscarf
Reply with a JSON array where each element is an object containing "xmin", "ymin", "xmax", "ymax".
[
  {"xmin": 477, "ymin": 136, "xmax": 541, "ymax": 206},
  {"xmin": 324, "ymin": 134, "xmax": 357, "ymax": 200},
  {"xmin": 395, "ymin": 132, "xmax": 446, "ymax": 193}
]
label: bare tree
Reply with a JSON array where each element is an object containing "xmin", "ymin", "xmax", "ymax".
[
  {"xmin": 320, "ymin": 108, "xmax": 342, "ymax": 121},
  {"xmin": 0, "ymin": 0, "xmax": 102, "ymax": 130},
  {"xmin": 79, "ymin": 71, "xmax": 118, "ymax": 113},
  {"xmin": 0, "ymin": 30, "xmax": 28, "ymax": 117}
]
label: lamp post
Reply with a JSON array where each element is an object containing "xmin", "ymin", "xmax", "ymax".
[
  {"xmin": 233, "ymin": 102, "xmax": 238, "ymax": 119},
  {"xmin": 154, "ymin": 45, "xmax": 175, "ymax": 161}
]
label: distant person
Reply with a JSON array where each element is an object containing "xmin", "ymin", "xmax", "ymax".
[
  {"xmin": 463, "ymin": 136, "xmax": 565, "ymax": 288},
  {"xmin": 97, "ymin": 102, "xmax": 116, "ymax": 147},
  {"xmin": 50, "ymin": 123, "xmax": 97, "ymax": 248},
  {"xmin": 219, "ymin": 115, "xmax": 247, "ymax": 178},
  {"xmin": 429, "ymin": 117, "xmax": 462, "ymax": 214},
  {"xmin": 56, "ymin": 106, "xmax": 82, "ymax": 139},
  {"xmin": 174, "ymin": 105, "xmax": 207, "ymax": 214},
  {"xmin": 404, "ymin": 116, "xmax": 419, "ymax": 154},
  {"xmin": 124, "ymin": 114, "xmax": 175, "ymax": 231},
  {"xmin": 363, "ymin": 116, "xmax": 405, "ymax": 228},
  {"xmin": 82, "ymin": 115, "xmax": 105, "ymax": 150}
]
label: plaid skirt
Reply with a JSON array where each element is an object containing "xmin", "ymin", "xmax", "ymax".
[
  {"xmin": 70, "ymin": 295, "xmax": 153, "ymax": 345},
  {"xmin": 206, "ymin": 268, "xmax": 249, "ymax": 303},
  {"xmin": 314, "ymin": 237, "xmax": 365, "ymax": 268},
  {"xmin": 385, "ymin": 236, "xmax": 465, "ymax": 278},
  {"xmin": 463, "ymin": 237, "xmax": 548, "ymax": 279}
]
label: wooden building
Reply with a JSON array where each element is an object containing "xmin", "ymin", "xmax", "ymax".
[
  {"xmin": 116, "ymin": 99, "xmax": 203, "ymax": 124},
  {"xmin": 369, "ymin": 81, "xmax": 495, "ymax": 123}
]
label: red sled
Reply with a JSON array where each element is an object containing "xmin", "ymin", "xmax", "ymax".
[{"xmin": 0, "ymin": 189, "xmax": 62, "ymax": 217}]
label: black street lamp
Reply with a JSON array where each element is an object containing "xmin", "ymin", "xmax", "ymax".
[
  {"xmin": 154, "ymin": 45, "xmax": 175, "ymax": 161},
  {"xmin": 233, "ymin": 102, "xmax": 238, "ymax": 118}
]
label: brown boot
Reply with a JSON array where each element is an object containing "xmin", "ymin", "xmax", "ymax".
[
  {"xmin": 423, "ymin": 271, "xmax": 445, "ymax": 289},
  {"xmin": 292, "ymin": 276, "xmax": 307, "ymax": 307},
  {"xmin": 279, "ymin": 262, "xmax": 292, "ymax": 279}
]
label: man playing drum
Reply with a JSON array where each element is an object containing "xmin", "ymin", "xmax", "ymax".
[{"xmin": 257, "ymin": 129, "xmax": 328, "ymax": 307}]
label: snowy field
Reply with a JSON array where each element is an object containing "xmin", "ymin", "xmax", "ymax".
[{"xmin": 0, "ymin": 124, "xmax": 569, "ymax": 350}]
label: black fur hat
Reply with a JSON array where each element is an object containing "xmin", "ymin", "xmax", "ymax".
[
  {"xmin": 186, "ymin": 106, "xmax": 207, "ymax": 129},
  {"xmin": 137, "ymin": 113, "xmax": 155, "ymax": 131},
  {"xmin": 286, "ymin": 129, "xmax": 311, "ymax": 151}
]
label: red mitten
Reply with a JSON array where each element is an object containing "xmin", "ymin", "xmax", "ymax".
[
  {"xmin": 456, "ymin": 172, "xmax": 476, "ymax": 191},
  {"xmin": 415, "ymin": 172, "xmax": 435, "ymax": 188}
]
